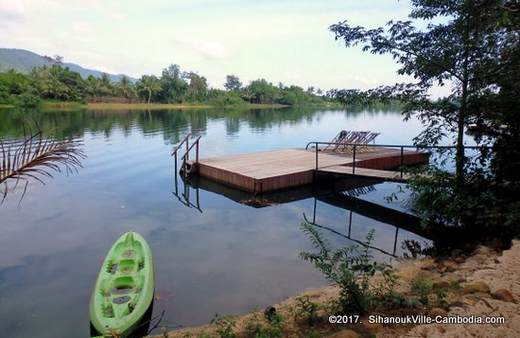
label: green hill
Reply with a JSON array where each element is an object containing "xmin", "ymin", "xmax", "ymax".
[{"xmin": 0, "ymin": 48, "xmax": 133, "ymax": 82}]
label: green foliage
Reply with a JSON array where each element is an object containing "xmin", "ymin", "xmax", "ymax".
[
  {"xmin": 410, "ymin": 276, "xmax": 433, "ymax": 306},
  {"xmin": 0, "ymin": 61, "xmax": 334, "ymax": 107},
  {"xmin": 304, "ymin": 330, "xmax": 321, "ymax": 338},
  {"xmin": 245, "ymin": 79, "xmax": 281, "ymax": 104},
  {"xmin": 245, "ymin": 312, "xmax": 284, "ymax": 338},
  {"xmin": 331, "ymin": 0, "xmax": 520, "ymax": 240},
  {"xmin": 435, "ymin": 288, "xmax": 448, "ymax": 309},
  {"xmin": 293, "ymin": 296, "xmax": 319, "ymax": 326},
  {"xmin": 16, "ymin": 92, "xmax": 41, "ymax": 108},
  {"xmin": 211, "ymin": 314, "xmax": 237, "ymax": 338},
  {"xmin": 137, "ymin": 75, "xmax": 161, "ymax": 103},
  {"xmin": 207, "ymin": 89, "xmax": 246, "ymax": 106},
  {"xmin": 224, "ymin": 75, "xmax": 242, "ymax": 91},
  {"xmin": 300, "ymin": 222, "xmax": 398, "ymax": 314}
]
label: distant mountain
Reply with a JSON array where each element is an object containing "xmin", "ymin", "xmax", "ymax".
[{"xmin": 0, "ymin": 48, "xmax": 135, "ymax": 82}]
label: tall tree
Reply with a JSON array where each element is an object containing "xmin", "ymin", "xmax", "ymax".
[
  {"xmin": 186, "ymin": 72, "xmax": 208, "ymax": 102},
  {"xmin": 330, "ymin": 0, "xmax": 517, "ymax": 188},
  {"xmin": 224, "ymin": 75, "xmax": 242, "ymax": 91},
  {"xmin": 116, "ymin": 75, "xmax": 135, "ymax": 99},
  {"xmin": 159, "ymin": 64, "xmax": 188, "ymax": 103},
  {"xmin": 137, "ymin": 75, "xmax": 161, "ymax": 103}
]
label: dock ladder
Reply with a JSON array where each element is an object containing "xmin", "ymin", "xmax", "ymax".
[{"xmin": 171, "ymin": 133, "xmax": 201, "ymax": 178}]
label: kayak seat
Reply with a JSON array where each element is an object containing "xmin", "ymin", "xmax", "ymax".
[
  {"xmin": 118, "ymin": 259, "xmax": 137, "ymax": 274},
  {"xmin": 113, "ymin": 276, "xmax": 135, "ymax": 291}
]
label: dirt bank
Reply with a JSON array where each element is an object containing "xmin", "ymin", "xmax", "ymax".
[{"xmin": 150, "ymin": 240, "xmax": 520, "ymax": 338}]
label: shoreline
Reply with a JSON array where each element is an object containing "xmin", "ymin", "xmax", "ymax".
[
  {"xmin": 150, "ymin": 240, "xmax": 520, "ymax": 338},
  {"xmin": 0, "ymin": 101, "xmax": 344, "ymax": 111},
  {"xmin": 84, "ymin": 102, "xmax": 291, "ymax": 110}
]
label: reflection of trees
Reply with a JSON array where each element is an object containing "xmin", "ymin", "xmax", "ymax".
[{"xmin": 0, "ymin": 106, "xmax": 403, "ymax": 144}]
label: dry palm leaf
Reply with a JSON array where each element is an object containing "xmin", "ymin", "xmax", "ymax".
[{"xmin": 0, "ymin": 131, "xmax": 86, "ymax": 203}]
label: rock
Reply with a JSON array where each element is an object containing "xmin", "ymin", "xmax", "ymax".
[
  {"xmin": 463, "ymin": 297, "xmax": 478, "ymax": 306},
  {"xmin": 474, "ymin": 246, "xmax": 493, "ymax": 256},
  {"xmin": 491, "ymin": 289, "xmax": 516, "ymax": 303},
  {"xmin": 449, "ymin": 301, "xmax": 465, "ymax": 307},
  {"xmin": 442, "ymin": 260, "xmax": 459, "ymax": 272},
  {"xmin": 437, "ymin": 325, "xmax": 447, "ymax": 334},
  {"xmin": 454, "ymin": 257, "xmax": 465, "ymax": 264},
  {"xmin": 421, "ymin": 264, "xmax": 436, "ymax": 271},
  {"xmin": 463, "ymin": 281, "xmax": 490, "ymax": 294},
  {"xmin": 433, "ymin": 281, "xmax": 450, "ymax": 289},
  {"xmin": 429, "ymin": 307, "xmax": 448, "ymax": 317},
  {"xmin": 364, "ymin": 322, "xmax": 383, "ymax": 334},
  {"xmin": 451, "ymin": 248, "xmax": 464, "ymax": 258},
  {"xmin": 263, "ymin": 306, "xmax": 277, "ymax": 321},
  {"xmin": 330, "ymin": 329, "xmax": 359, "ymax": 338}
]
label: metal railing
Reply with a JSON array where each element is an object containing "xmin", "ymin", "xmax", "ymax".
[
  {"xmin": 171, "ymin": 133, "xmax": 201, "ymax": 177},
  {"xmin": 305, "ymin": 141, "xmax": 492, "ymax": 179}
]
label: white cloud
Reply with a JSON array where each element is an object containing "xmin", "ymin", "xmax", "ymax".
[
  {"xmin": 0, "ymin": 0, "xmax": 25, "ymax": 20},
  {"xmin": 172, "ymin": 37, "xmax": 230, "ymax": 60}
]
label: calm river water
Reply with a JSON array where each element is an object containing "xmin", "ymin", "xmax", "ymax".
[{"xmin": 0, "ymin": 106, "xmax": 429, "ymax": 337}]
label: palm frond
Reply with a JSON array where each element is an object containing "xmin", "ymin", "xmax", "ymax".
[{"xmin": 0, "ymin": 130, "xmax": 86, "ymax": 203}]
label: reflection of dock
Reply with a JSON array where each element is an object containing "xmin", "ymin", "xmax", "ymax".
[
  {"xmin": 194, "ymin": 148, "xmax": 428, "ymax": 194},
  {"xmin": 176, "ymin": 175, "xmax": 432, "ymax": 257},
  {"xmin": 186, "ymin": 175, "xmax": 432, "ymax": 241}
]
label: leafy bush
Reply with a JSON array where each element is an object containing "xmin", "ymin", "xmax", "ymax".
[
  {"xmin": 245, "ymin": 312, "xmax": 284, "ymax": 338},
  {"xmin": 211, "ymin": 314, "xmax": 236, "ymax": 338},
  {"xmin": 294, "ymin": 295, "xmax": 319, "ymax": 326},
  {"xmin": 300, "ymin": 223, "xmax": 397, "ymax": 314},
  {"xmin": 16, "ymin": 92, "xmax": 42, "ymax": 108},
  {"xmin": 410, "ymin": 276, "xmax": 433, "ymax": 306}
]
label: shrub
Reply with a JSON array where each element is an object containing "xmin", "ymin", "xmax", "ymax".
[
  {"xmin": 245, "ymin": 312, "xmax": 284, "ymax": 338},
  {"xmin": 16, "ymin": 93, "xmax": 42, "ymax": 108},
  {"xmin": 294, "ymin": 295, "xmax": 319, "ymax": 326},
  {"xmin": 211, "ymin": 314, "xmax": 236, "ymax": 338},
  {"xmin": 300, "ymin": 223, "xmax": 398, "ymax": 314},
  {"xmin": 410, "ymin": 276, "xmax": 433, "ymax": 306}
]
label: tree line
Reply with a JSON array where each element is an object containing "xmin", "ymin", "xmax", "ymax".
[{"xmin": 0, "ymin": 62, "xmax": 334, "ymax": 107}]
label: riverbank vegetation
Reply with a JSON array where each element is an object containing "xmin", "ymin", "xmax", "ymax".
[
  {"xmin": 0, "ymin": 63, "xmax": 338, "ymax": 109},
  {"xmin": 154, "ymin": 233, "xmax": 520, "ymax": 338}
]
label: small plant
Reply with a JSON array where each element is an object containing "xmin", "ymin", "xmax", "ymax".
[
  {"xmin": 300, "ymin": 223, "xmax": 398, "ymax": 314},
  {"xmin": 435, "ymin": 288, "xmax": 448, "ymax": 309},
  {"xmin": 211, "ymin": 314, "xmax": 237, "ymax": 338},
  {"xmin": 449, "ymin": 280, "xmax": 462, "ymax": 290},
  {"xmin": 245, "ymin": 312, "xmax": 284, "ymax": 338},
  {"xmin": 294, "ymin": 295, "xmax": 319, "ymax": 326},
  {"xmin": 410, "ymin": 276, "xmax": 433, "ymax": 306},
  {"xmin": 305, "ymin": 329, "xmax": 321, "ymax": 338}
]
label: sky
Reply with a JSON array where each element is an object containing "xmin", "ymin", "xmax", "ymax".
[{"xmin": 0, "ymin": 0, "xmax": 426, "ymax": 92}]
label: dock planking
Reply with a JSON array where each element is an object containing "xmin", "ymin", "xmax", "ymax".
[{"xmin": 194, "ymin": 148, "xmax": 429, "ymax": 193}]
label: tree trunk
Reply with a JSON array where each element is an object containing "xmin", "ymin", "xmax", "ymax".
[
  {"xmin": 455, "ymin": 85, "xmax": 466, "ymax": 189},
  {"xmin": 147, "ymin": 88, "xmax": 151, "ymax": 104},
  {"xmin": 456, "ymin": 16, "xmax": 471, "ymax": 190}
]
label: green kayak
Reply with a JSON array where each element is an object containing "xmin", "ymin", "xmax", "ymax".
[{"xmin": 90, "ymin": 231, "xmax": 154, "ymax": 337}]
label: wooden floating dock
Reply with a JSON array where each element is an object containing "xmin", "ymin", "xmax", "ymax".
[
  {"xmin": 318, "ymin": 166, "xmax": 412, "ymax": 182},
  {"xmin": 193, "ymin": 147, "xmax": 429, "ymax": 194}
]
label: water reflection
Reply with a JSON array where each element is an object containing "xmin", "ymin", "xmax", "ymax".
[
  {"xmin": 0, "ymin": 106, "xmax": 425, "ymax": 338},
  {"xmin": 179, "ymin": 175, "xmax": 431, "ymax": 260}
]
